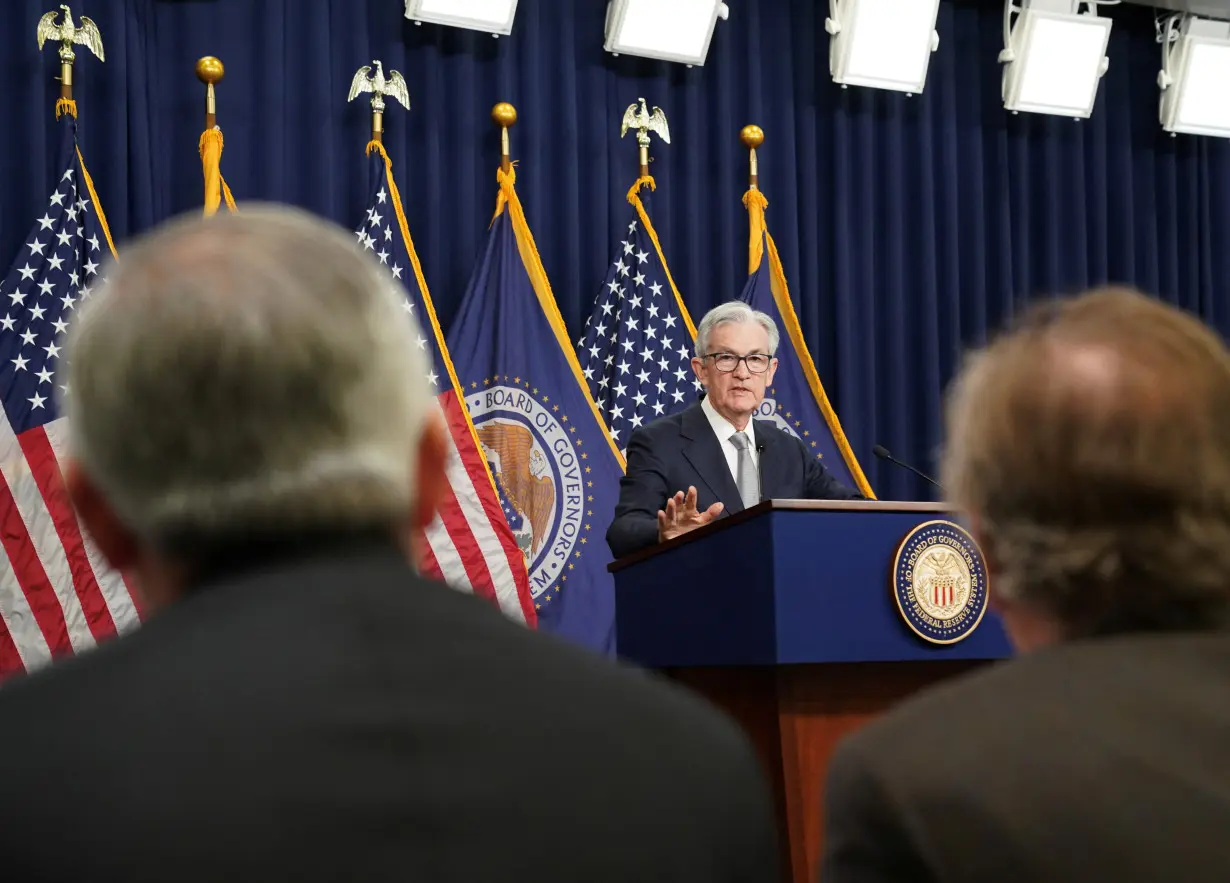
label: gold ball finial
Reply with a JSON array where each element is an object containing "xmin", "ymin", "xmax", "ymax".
[
  {"xmin": 740, "ymin": 125, "xmax": 765, "ymax": 149},
  {"xmin": 491, "ymin": 102, "xmax": 517, "ymax": 128},
  {"xmin": 195, "ymin": 56, "xmax": 225, "ymax": 85}
]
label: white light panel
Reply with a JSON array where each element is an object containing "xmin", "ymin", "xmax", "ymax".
[
  {"xmin": 604, "ymin": 0, "xmax": 727, "ymax": 67},
  {"xmin": 405, "ymin": 0, "xmax": 518, "ymax": 36},
  {"xmin": 1161, "ymin": 20, "xmax": 1230, "ymax": 138},
  {"xmin": 829, "ymin": 0, "xmax": 942, "ymax": 94},
  {"xmin": 1002, "ymin": 9, "xmax": 1112, "ymax": 118}
]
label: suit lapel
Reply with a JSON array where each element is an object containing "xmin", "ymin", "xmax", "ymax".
[
  {"xmin": 753, "ymin": 420, "xmax": 784, "ymax": 501},
  {"xmin": 680, "ymin": 403, "xmax": 746, "ymax": 513}
]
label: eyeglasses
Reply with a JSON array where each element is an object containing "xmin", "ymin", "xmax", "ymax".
[{"xmin": 702, "ymin": 352, "xmax": 772, "ymax": 374}]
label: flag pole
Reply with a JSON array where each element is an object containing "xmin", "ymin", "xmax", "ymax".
[
  {"xmin": 741, "ymin": 124, "xmax": 767, "ymax": 274},
  {"xmin": 492, "ymin": 102, "xmax": 517, "ymax": 173},
  {"xmin": 370, "ymin": 94, "xmax": 383, "ymax": 145},
  {"xmin": 196, "ymin": 56, "xmax": 235, "ymax": 217},
  {"xmin": 56, "ymin": 42, "xmax": 73, "ymax": 105},
  {"xmin": 635, "ymin": 114, "xmax": 650, "ymax": 179},
  {"xmin": 196, "ymin": 56, "xmax": 224, "ymax": 131},
  {"xmin": 740, "ymin": 124, "xmax": 764, "ymax": 191}
]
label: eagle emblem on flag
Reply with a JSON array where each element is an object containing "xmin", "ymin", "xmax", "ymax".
[{"xmin": 477, "ymin": 421, "xmax": 556, "ymax": 562}]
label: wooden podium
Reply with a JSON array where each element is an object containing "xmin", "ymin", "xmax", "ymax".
[{"xmin": 610, "ymin": 500, "xmax": 1011, "ymax": 883}]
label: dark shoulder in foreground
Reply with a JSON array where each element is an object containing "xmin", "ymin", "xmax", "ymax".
[
  {"xmin": 835, "ymin": 629, "xmax": 1230, "ymax": 787},
  {"xmin": 0, "ymin": 545, "xmax": 778, "ymax": 882},
  {"xmin": 825, "ymin": 631, "xmax": 1230, "ymax": 883},
  {"xmin": 0, "ymin": 545, "xmax": 755, "ymax": 750}
]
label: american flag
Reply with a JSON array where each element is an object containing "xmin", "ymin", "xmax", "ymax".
[
  {"xmin": 577, "ymin": 183, "xmax": 699, "ymax": 445},
  {"xmin": 0, "ymin": 112, "xmax": 142, "ymax": 679},
  {"xmin": 356, "ymin": 146, "xmax": 535, "ymax": 625}
]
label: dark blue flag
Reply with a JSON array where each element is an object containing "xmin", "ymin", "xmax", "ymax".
[
  {"xmin": 576, "ymin": 179, "xmax": 699, "ymax": 447},
  {"xmin": 447, "ymin": 168, "xmax": 626, "ymax": 654},
  {"xmin": 739, "ymin": 190, "xmax": 876, "ymax": 497}
]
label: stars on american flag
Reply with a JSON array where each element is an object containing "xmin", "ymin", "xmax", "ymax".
[
  {"xmin": 355, "ymin": 180, "xmax": 438, "ymax": 390},
  {"xmin": 576, "ymin": 216, "xmax": 699, "ymax": 443},
  {"xmin": 0, "ymin": 165, "xmax": 104, "ymax": 431}
]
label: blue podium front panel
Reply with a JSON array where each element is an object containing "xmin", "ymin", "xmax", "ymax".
[
  {"xmin": 614, "ymin": 515, "xmax": 780, "ymax": 667},
  {"xmin": 613, "ymin": 504, "xmax": 1012, "ymax": 667},
  {"xmin": 769, "ymin": 510, "xmax": 1010, "ymax": 664}
]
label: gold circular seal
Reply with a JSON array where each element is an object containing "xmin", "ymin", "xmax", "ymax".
[{"xmin": 891, "ymin": 520, "xmax": 989, "ymax": 645}]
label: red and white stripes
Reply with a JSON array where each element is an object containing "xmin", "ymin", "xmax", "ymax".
[
  {"xmin": 417, "ymin": 391, "xmax": 535, "ymax": 626},
  {"xmin": 0, "ymin": 415, "xmax": 142, "ymax": 679}
]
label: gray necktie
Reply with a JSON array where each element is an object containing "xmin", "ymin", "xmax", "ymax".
[{"xmin": 728, "ymin": 431, "xmax": 759, "ymax": 508}]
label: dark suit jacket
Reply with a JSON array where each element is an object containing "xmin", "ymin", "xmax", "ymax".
[
  {"xmin": 821, "ymin": 628, "xmax": 1230, "ymax": 883},
  {"xmin": 607, "ymin": 401, "xmax": 861, "ymax": 558},
  {"xmin": 0, "ymin": 535, "xmax": 777, "ymax": 883}
]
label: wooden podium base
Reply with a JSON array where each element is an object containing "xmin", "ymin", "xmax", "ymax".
[{"xmin": 665, "ymin": 661, "xmax": 987, "ymax": 883}]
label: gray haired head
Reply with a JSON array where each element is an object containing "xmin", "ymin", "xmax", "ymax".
[
  {"xmin": 695, "ymin": 301, "xmax": 779, "ymax": 358},
  {"xmin": 62, "ymin": 204, "xmax": 434, "ymax": 553}
]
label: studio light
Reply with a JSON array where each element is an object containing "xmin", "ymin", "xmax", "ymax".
[
  {"xmin": 1159, "ymin": 14, "xmax": 1230, "ymax": 139},
  {"xmin": 404, "ymin": 0, "xmax": 518, "ymax": 37},
  {"xmin": 604, "ymin": 0, "xmax": 730, "ymax": 67},
  {"xmin": 999, "ymin": 0, "xmax": 1112, "ymax": 119},
  {"xmin": 826, "ymin": 0, "xmax": 942, "ymax": 95}
]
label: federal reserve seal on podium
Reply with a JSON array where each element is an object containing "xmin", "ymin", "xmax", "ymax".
[{"xmin": 891, "ymin": 520, "xmax": 989, "ymax": 645}]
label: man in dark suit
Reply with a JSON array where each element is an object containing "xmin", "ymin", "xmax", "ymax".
[
  {"xmin": 820, "ymin": 288, "xmax": 1230, "ymax": 883},
  {"xmin": 0, "ymin": 207, "xmax": 778, "ymax": 883},
  {"xmin": 607, "ymin": 301, "xmax": 860, "ymax": 558}
]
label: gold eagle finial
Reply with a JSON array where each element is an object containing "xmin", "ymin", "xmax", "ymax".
[
  {"xmin": 347, "ymin": 59, "xmax": 410, "ymax": 113},
  {"xmin": 620, "ymin": 97, "xmax": 670, "ymax": 148},
  {"xmin": 37, "ymin": 5, "xmax": 105, "ymax": 63}
]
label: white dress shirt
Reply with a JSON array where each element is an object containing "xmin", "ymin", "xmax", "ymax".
[{"xmin": 701, "ymin": 395, "xmax": 759, "ymax": 488}]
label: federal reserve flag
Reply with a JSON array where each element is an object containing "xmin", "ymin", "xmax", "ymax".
[
  {"xmin": 0, "ymin": 109, "xmax": 142, "ymax": 679},
  {"xmin": 577, "ymin": 177, "xmax": 699, "ymax": 447},
  {"xmin": 740, "ymin": 190, "xmax": 875, "ymax": 498},
  {"xmin": 448, "ymin": 167, "xmax": 625, "ymax": 653},
  {"xmin": 355, "ymin": 143, "xmax": 535, "ymax": 626}
]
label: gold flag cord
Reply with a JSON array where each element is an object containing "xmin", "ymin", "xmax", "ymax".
[{"xmin": 199, "ymin": 128, "xmax": 237, "ymax": 216}]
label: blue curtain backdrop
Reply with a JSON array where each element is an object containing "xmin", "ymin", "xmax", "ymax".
[{"xmin": 4, "ymin": 0, "xmax": 1229, "ymax": 501}]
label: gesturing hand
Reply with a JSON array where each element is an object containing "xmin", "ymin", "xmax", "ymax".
[{"xmin": 657, "ymin": 486, "xmax": 724, "ymax": 543}]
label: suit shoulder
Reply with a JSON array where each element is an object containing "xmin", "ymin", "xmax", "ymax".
[
  {"xmin": 625, "ymin": 408, "xmax": 688, "ymax": 450},
  {"xmin": 844, "ymin": 652, "xmax": 1052, "ymax": 742},
  {"xmin": 753, "ymin": 418, "xmax": 808, "ymax": 455},
  {"xmin": 520, "ymin": 631, "xmax": 753, "ymax": 748},
  {"xmin": 834, "ymin": 638, "xmax": 1188, "ymax": 777},
  {"xmin": 752, "ymin": 416, "xmax": 794, "ymax": 441},
  {"xmin": 333, "ymin": 553, "xmax": 756, "ymax": 764},
  {"xmin": 644, "ymin": 408, "xmax": 689, "ymax": 435}
]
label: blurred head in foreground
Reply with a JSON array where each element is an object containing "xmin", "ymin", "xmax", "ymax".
[
  {"xmin": 61, "ymin": 205, "xmax": 449, "ymax": 612},
  {"xmin": 941, "ymin": 286, "xmax": 1230, "ymax": 652}
]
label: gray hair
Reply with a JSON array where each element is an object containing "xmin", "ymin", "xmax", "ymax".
[
  {"xmin": 694, "ymin": 301, "xmax": 779, "ymax": 358},
  {"xmin": 63, "ymin": 204, "xmax": 434, "ymax": 551}
]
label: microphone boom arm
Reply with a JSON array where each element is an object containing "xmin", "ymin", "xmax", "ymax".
[{"xmin": 872, "ymin": 444, "xmax": 944, "ymax": 492}]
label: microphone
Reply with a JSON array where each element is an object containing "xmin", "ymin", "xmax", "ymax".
[{"xmin": 872, "ymin": 444, "xmax": 944, "ymax": 492}]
